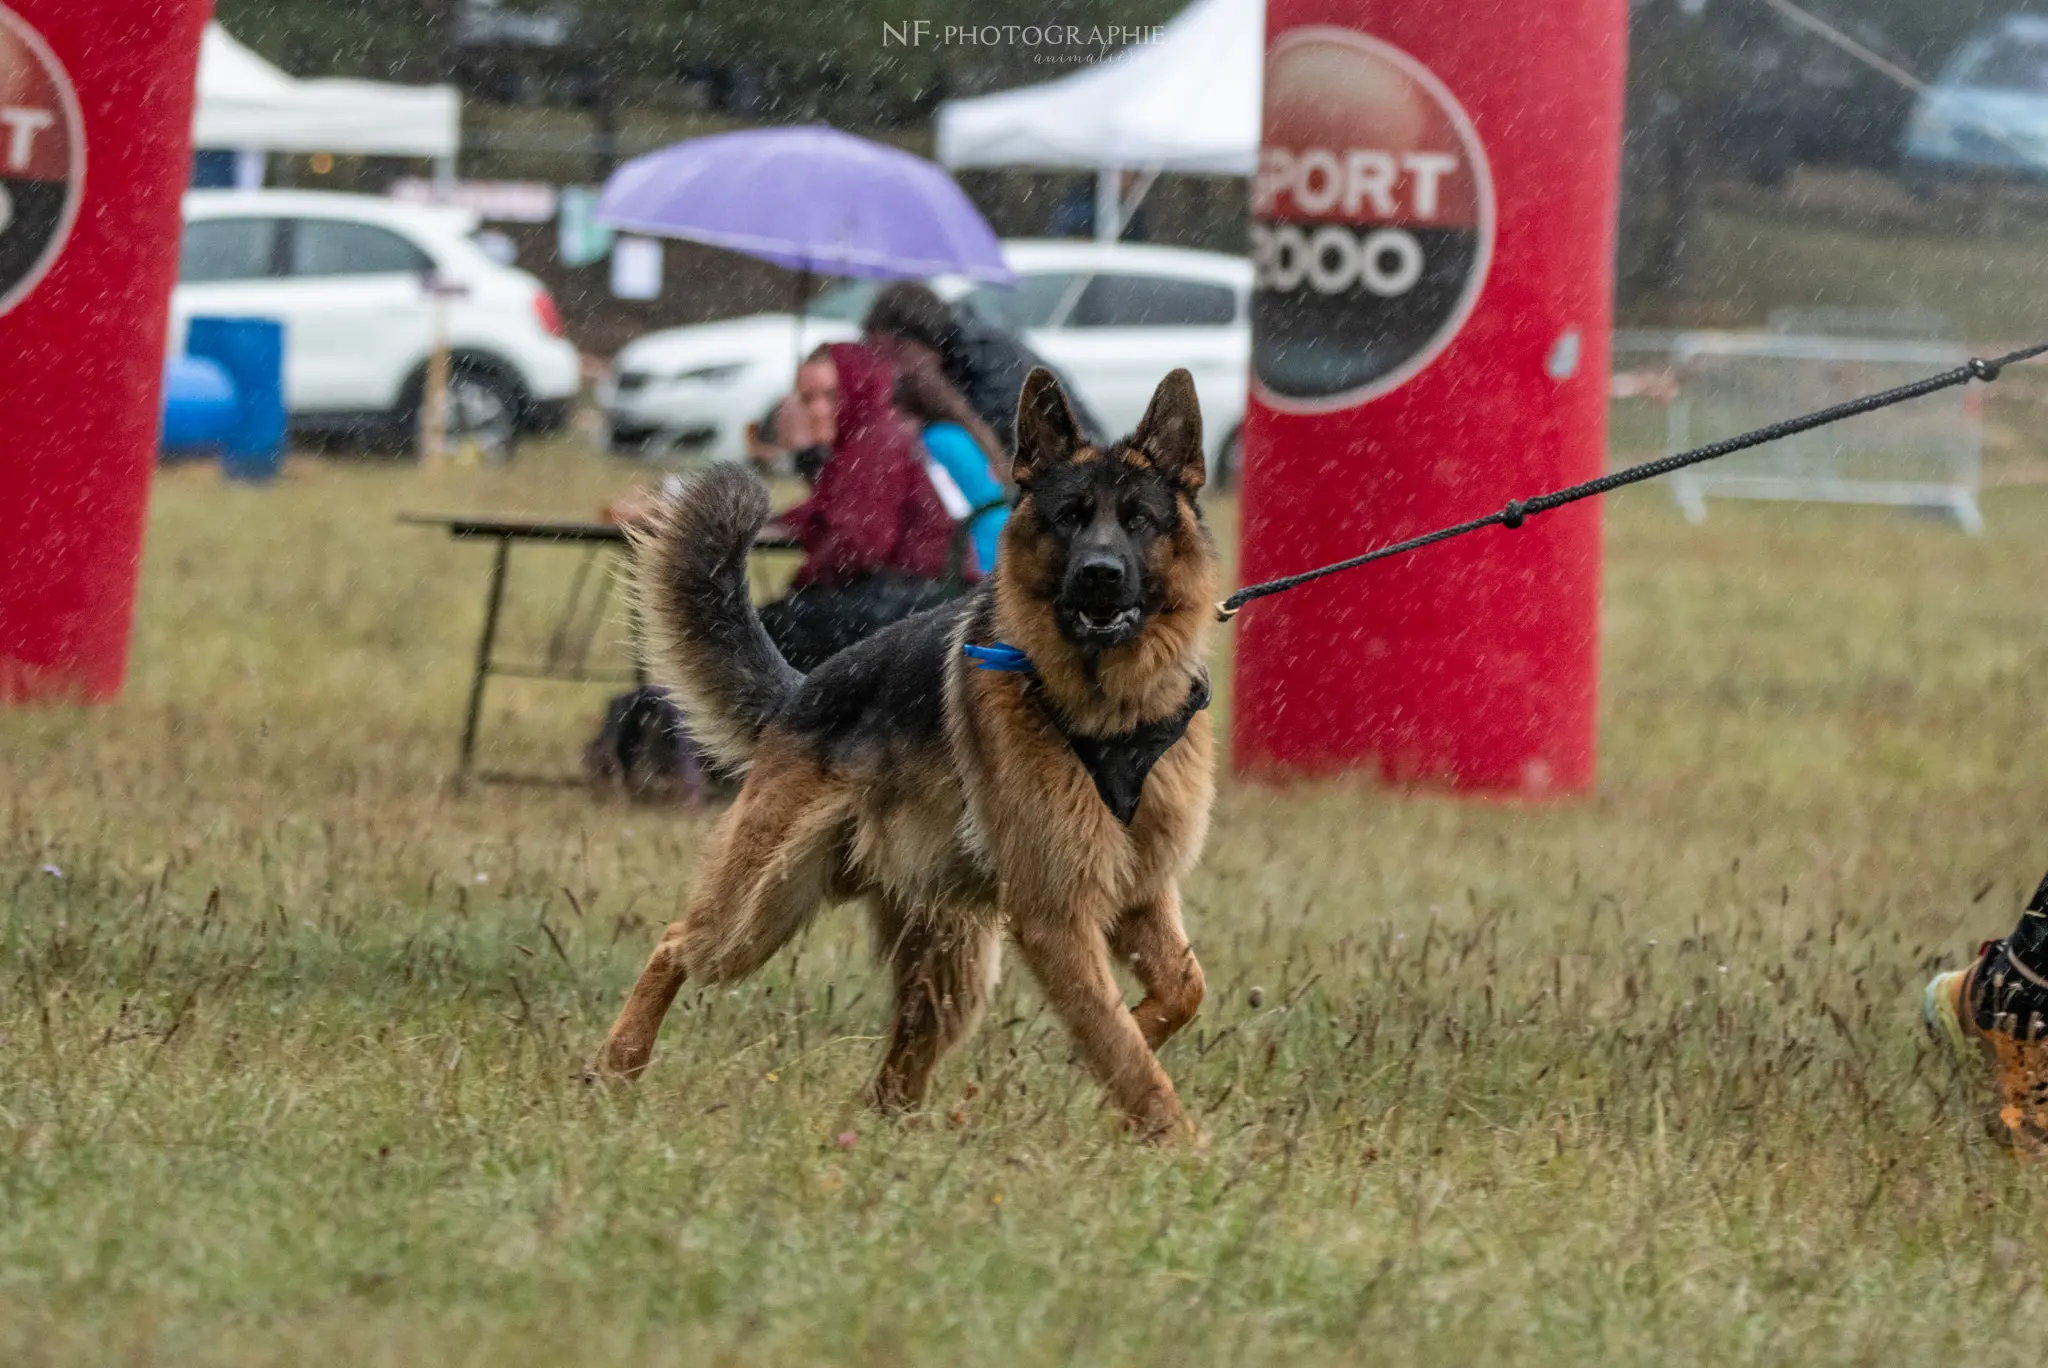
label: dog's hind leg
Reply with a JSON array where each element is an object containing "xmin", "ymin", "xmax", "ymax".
[
  {"xmin": 599, "ymin": 745, "xmax": 849, "ymax": 1080},
  {"xmin": 1012, "ymin": 908, "xmax": 1186, "ymax": 1141},
  {"xmin": 1111, "ymin": 886, "xmax": 1205, "ymax": 1053},
  {"xmin": 868, "ymin": 898, "xmax": 1001, "ymax": 1114}
]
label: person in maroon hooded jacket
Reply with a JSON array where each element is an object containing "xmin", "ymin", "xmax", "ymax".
[
  {"xmin": 589, "ymin": 340, "xmax": 973, "ymax": 796},
  {"xmin": 754, "ymin": 340, "xmax": 974, "ymax": 672}
]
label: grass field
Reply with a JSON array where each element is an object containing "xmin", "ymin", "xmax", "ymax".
[{"xmin": 6, "ymin": 433, "xmax": 2048, "ymax": 1366}]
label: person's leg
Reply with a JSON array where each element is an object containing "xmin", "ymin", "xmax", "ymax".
[
  {"xmin": 2005, "ymin": 869, "xmax": 2048, "ymax": 988},
  {"xmin": 1925, "ymin": 866, "xmax": 2048, "ymax": 1156},
  {"xmin": 1933, "ymin": 869, "xmax": 2048, "ymax": 1033}
]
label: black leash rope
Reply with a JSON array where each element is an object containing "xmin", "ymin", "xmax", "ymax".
[{"xmin": 1217, "ymin": 340, "xmax": 2048, "ymax": 622}]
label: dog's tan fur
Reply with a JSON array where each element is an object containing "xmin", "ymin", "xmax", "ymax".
[{"xmin": 600, "ymin": 369, "xmax": 1218, "ymax": 1139}]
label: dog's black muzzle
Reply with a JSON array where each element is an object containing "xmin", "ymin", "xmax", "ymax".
[{"xmin": 1057, "ymin": 550, "xmax": 1146, "ymax": 648}]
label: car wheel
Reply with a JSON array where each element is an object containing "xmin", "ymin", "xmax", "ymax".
[
  {"xmin": 448, "ymin": 364, "xmax": 523, "ymax": 464},
  {"xmin": 405, "ymin": 361, "xmax": 523, "ymax": 465}
]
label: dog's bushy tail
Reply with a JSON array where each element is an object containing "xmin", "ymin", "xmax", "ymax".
[{"xmin": 627, "ymin": 463, "xmax": 801, "ymax": 773}]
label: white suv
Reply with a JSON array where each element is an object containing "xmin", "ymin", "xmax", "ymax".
[
  {"xmin": 600, "ymin": 240, "xmax": 1253, "ymax": 480},
  {"xmin": 173, "ymin": 190, "xmax": 582, "ymax": 452}
]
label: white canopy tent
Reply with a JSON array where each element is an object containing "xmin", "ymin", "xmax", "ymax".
[
  {"xmin": 934, "ymin": 0, "xmax": 1261, "ymax": 238},
  {"xmin": 194, "ymin": 23, "xmax": 460, "ymax": 179}
]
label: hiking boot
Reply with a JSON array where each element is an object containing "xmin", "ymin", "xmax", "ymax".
[{"xmin": 1925, "ymin": 939, "xmax": 2048, "ymax": 1159}]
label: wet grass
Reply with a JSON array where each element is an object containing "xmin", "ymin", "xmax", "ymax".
[{"xmin": 6, "ymin": 439, "xmax": 2048, "ymax": 1365}]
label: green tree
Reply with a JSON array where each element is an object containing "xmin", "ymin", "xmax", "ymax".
[
  {"xmin": 214, "ymin": 0, "xmax": 1184, "ymax": 112},
  {"xmin": 212, "ymin": 0, "xmax": 442, "ymax": 81}
]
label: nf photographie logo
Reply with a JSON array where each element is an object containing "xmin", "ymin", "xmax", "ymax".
[{"xmin": 882, "ymin": 20, "xmax": 1165, "ymax": 53}]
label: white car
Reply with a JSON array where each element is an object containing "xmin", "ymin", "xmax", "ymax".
[
  {"xmin": 173, "ymin": 190, "xmax": 582, "ymax": 453},
  {"xmin": 600, "ymin": 240, "xmax": 1253, "ymax": 479}
]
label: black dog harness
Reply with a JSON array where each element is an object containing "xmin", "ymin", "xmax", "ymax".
[{"xmin": 963, "ymin": 642, "xmax": 1210, "ymax": 825}]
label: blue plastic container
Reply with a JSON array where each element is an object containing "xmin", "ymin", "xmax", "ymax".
[
  {"xmin": 162, "ymin": 354, "xmax": 237, "ymax": 452},
  {"xmin": 161, "ymin": 316, "xmax": 287, "ymax": 480}
]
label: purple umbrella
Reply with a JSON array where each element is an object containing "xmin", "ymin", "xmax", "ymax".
[{"xmin": 595, "ymin": 125, "xmax": 1014, "ymax": 285}]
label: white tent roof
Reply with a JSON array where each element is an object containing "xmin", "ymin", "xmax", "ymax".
[
  {"xmin": 195, "ymin": 23, "xmax": 460, "ymax": 161},
  {"xmin": 935, "ymin": 0, "xmax": 1261, "ymax": 176}
]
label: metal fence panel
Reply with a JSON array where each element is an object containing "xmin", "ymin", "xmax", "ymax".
[{"xmin": 1666, "ymin": 331, "xmax": 1983, "ymax": 533}]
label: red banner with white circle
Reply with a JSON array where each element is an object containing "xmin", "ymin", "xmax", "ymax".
[
  {"xmin": 1235, "ymin": 0, "xmax": 1627, "ymax": 795},
  {"xmin": 1252, "ymin": 28, "xmax": 1493, "ymax": 411},
  {"xmin": 0, "ymin": 0, "xmax": 207, "ymax": 703}
]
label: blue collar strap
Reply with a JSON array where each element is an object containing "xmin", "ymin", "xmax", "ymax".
[{"xmin": 962, "ymin": 641, "xmax": 1035, "ymax": 672}]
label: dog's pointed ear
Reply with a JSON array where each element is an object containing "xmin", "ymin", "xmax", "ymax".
[
  {"xmin": 1132, "ymin": 369, "xmax": 1205, "ymax": 495},
  {"xmin": 1013, "ymin": 367, "xmax": 1083, "ymax": 487}
]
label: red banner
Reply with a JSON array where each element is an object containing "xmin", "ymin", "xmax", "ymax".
[
  {"xmin": 1235, "ymin": 0, "xmax": 1626, "ymax": 795},
  {"xmin": 0, "ymin": 0, "xmax": 210, "ymax": 701}
]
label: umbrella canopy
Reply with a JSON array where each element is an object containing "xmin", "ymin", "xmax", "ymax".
[{"xmin": 595, "ymin": 125, "xmax": 1014, "ymax": 284}]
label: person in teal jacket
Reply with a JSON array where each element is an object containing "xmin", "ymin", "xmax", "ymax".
[
  {"xmin": 918, "ymin": 418, "xmax": 1008, "ymax": 575},
  {"xmin": 889, "ymin": 344, "xmax": 1010, "ymax": 577}
]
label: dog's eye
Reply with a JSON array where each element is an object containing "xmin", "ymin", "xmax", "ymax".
[
  {"xmin": 1120, "ymin": 503, "xmax": 1159, "ymax": 532},
  {"xmin": 1053, "ymin": 500, "xmax": 1088, "ymax": 528}
]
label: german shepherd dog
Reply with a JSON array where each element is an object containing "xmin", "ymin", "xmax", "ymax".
[{"xmin": 599, "ymin": 368, "xmax": 1219, "ymax": 1139}]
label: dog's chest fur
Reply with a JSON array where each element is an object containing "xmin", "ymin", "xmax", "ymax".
[
  {"xmin": 778, "ymin": 588, "xmax": 1212, "ymax": 918},
  {"xmin": 941, "ymin": 597, "xmax": 1213, "ymax": 919}
]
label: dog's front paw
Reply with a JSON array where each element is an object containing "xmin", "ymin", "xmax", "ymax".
[
  {"xmin": 593, "ymin": 1035, "xmax": 654, "ymax": 1082},
  {"xmin": 865, "ymin": 1073, "xmax": 929, "ymax": 1117},
  {"xmin": 1122, "ymin": 1092, "xmax": 1191, "ymax": 1145}
]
